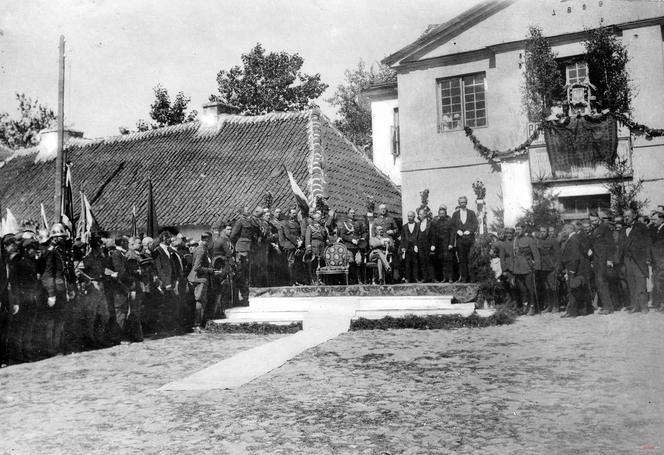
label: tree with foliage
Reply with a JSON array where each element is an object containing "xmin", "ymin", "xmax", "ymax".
[
  {"xmin": 584, "ymin": 25, "xmax": 632, "ymax": 114},
  {"xmin": 328, "ymin": 60, "xmax": 396, "ymax": 157},
  {"xmin": 605, "ymin": 158, "xmax": 647, "ymax": 214},
  {"xmin": 515, "ymin": 179, "xmax": 563, "ymax": 231},
  {"xmin": 0, "ymin": 93, "xmax": 56, "ymax": 149},
  {"xmin": 121, "ymin": 85, "xmax": 197, "ymax": 134},
  {"xmin": 210, "ymin": 43, "xmax": 328, "ymax": 115},
  {"xmin": 522, "ymin": 26, "xmax": 562, "ymax": 122}
]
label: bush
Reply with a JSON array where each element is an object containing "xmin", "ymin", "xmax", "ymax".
[
  {"xmin": 349, "ymin": 307, "xmax": 516, "ymax": 331},
  {"xmin": 469, "ymin": 233, "xmax": 501, "ymax": 305}
]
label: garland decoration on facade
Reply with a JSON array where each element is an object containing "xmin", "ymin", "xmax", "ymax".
[
  {"xmin": 611, "ymin": 112, "xmax": 664, "ymax": 138},
  {"xmin": 465, "ymin": 111, "xmax": 664, "ymax": 171},
  {"xmin": 464, "ymin": 126, "xmax": 541, "ymax": 173}
]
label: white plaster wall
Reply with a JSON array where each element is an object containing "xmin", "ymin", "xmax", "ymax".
[
  {"xmin": 501, "ymin": 157, "xmax": 533, "ymax": 227},
  {"xmin": 370, "ymin": 97, "xmax": 401, "ymax": 185},
  {"xmin": 419, "ymin": 0, "xmax": 664, "ymax": 59}
]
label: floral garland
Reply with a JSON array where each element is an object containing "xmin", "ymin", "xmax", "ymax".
[
  {"xmin": 464, "ymin": 126, "xmax": 541, "ymax": 172},
  {"xmin": 612, "ymin": 112, "xmax": 664, "ymax": 138},
  {"xmin": 465, "ymin": 112, "xmax": 664, "ymax": 170}
]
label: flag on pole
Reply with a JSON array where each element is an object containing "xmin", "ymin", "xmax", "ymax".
[
  {"xmin": 40, "ymin": 203, "xmax": 50, "ymax": 231},
  {"xmin": 146, "ymin": 179, "xmax": 158, "ymax": 238},
  {"xmin": 76, "ymin": 190, "xmax": 86, "ymax": 241},
  {"xmin": 285, "ymin": 166, "xmax": 309, "ymax": 218},
  {"xmin": 131, "ymin": 204, "xmax": 138, "ymax": 238},
  {"xmin": 75, "ymin": 190, "xmax": 99, "ymax": 244},
  {"xmin": 61, "ymin": 163, "xmax": 74, "ymax": 231},
  {"xmin": 2, "ymin": 208, "xmax": 19, "ymax": 235}
]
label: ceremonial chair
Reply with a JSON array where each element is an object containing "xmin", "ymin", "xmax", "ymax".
[{"xmin": 316, "ymin": 243, "xmax": 350, "ymax": 285}]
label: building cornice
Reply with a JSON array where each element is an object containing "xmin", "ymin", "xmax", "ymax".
[{"xmin": 394, "ymin": 16, "xmax": 664, "ymax": 73}]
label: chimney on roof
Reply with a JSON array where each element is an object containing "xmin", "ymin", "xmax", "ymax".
[
  {"xmin": 201, "ymin": 100, "xmax": 241, "ymax": 126},
  {"xmin": 35, "ymin": 127, "xmax": 84, "ymax": 163}
]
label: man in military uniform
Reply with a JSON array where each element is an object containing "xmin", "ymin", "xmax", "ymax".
[
  {"xmin": 40, "ymin": 223, "xmax": 77, "ymax": 354},
  {"xmin": 368, "ymin": 225, "xmax": 394, "ymax": 284},
  {"xmin": 5, "ymin": 236, "xmax": 40, "ymax": 362},
  {"xmin": 212, "ymin": 221, "xmax": 236, "ymax": 314},
  {"xmin": 512, "ymin": 224, "xmax": 541, "ymax": 315},
  {"xmin": 279, "ymin": 207, "xmax": 304, "ymax": 285},
  {"xmin": 340, "ymin": 208, "xmax": 367, "ymax": 284},
  {"xmin": 535, "ymin": 226, "xmax": 561, "ymax": 313},
  {"xmin": 305, "ymin": 210, "xmax": 328, "ymax": 284},
  {"xmin": 231, "ymin": 207, "xmax": 263, "ymax": 303},
  {"xmin": 187, "ymin": 232, "xmax": 222, "ymax": 332}
]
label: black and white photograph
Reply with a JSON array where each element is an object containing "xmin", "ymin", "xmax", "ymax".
[{"xmin": 1, "ymin": 0, "xmax": 664, "ymax": 453}]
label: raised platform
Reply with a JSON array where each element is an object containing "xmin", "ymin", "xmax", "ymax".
[
  {"xmin": 212, "ymin": 284, "xmax": 486, "ymax": 330},
  {"xmin": 249, "ymin": 283, "xmax": 480, "ymax": 303}
]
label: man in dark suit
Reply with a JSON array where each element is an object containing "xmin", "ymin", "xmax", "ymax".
[
  {"xmin": 153, "ymin": 231, "xmax": 177, "ymax": 330},
  {"xmin": 650, "ymin": 210, "xmax": 664, "ymax": 312},
  {"xmin": 416, "ymin": 208, "xmax": 435, "ymax": 282},
  {"xmin": 450, "ymin": 196, "xmax": 478, "ymax": 282},
  {"xmin": 431, "ymin": 205, "xmax": 454, "ymax": 282},
  {"xmin": 589, "ymin": 212, "xmax": 617, "ymax": 314},
  {"xmin": 560, "ymin": 224, "xmax": 590, "ymax": 318},
  {"xmin": 400, "ymin": 211, "xmax": 419, "ymax": 283},
  {"xmin": 621, "ymin": 209, "xmax": 652, "ymax": 313}
]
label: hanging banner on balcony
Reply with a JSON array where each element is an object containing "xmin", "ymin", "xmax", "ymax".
[{"xmin": 541, "ymin": 114, "xmax": 618, "ymax": 175}]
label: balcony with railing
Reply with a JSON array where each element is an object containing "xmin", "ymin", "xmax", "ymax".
[{"xmin": 529, "ymin": 136, "xmax": 632, "ymax": 182}]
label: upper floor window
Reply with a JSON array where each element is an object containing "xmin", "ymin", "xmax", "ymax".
[
  {"xmin": 391, "ymin": 107, "xmax": 400, "ymax": 159},
  {"xmin": 438, "ymin": 72, "xmax": 487, "ymax": 132},
  {"xmin": 566, "ymin": 61, "xmax": 588, "ymax": 85}
]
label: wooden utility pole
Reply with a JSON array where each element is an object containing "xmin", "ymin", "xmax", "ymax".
[{"xmin": 54, "ymin": 35, "xmax": 66, "ymax": 222}]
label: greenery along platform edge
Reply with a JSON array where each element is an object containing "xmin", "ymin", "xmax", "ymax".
[
  {"xmin": 349, "ymin": 308, "xmax": 517, "ymax": 331},
  {"xmin": 205, "ymin": 320, "xmax": 303, "ymax": 334}
]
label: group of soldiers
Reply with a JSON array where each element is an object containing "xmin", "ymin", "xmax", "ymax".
[{"xmin": 492, "ymin": 207, "xmax": 664, "ymax": 317}]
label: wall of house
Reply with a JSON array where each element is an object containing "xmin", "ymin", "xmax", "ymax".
[
  {"xmin": 370, "ymin": 97, "xmax": 402, "ymax": 185},
  {"xmin": 397, "ymin": 47, "xmax": 526, "ymax": 226},
  {"xmin": 395, "ymin": 14, "xmax": 664, "ymax": 226}
]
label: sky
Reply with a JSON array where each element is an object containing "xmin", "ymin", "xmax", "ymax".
[{"xmin": 0, "ymin": 0, "xmax": 484, "ymax": 138}]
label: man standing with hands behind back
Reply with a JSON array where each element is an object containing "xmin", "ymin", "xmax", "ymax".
[{"xmin": 451, "ymin": 196, "xmax": 478, "ymax": 283}]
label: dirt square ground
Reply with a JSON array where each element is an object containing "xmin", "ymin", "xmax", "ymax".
[{"xmin": 1, "ymin": 311, "xmax": 663, "ymax": 454}]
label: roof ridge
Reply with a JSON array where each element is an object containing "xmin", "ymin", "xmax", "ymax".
[{"xmin": 306, "ymin": 109, "xmax": 326, "ymax": 205}]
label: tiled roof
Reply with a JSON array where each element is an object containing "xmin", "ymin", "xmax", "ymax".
[{"xmin": 0, "ymin": 110, "xmax": 401, "ymax": 232}]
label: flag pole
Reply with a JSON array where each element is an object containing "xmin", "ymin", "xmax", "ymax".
[{"xmin": 55, "ymin": 35, "xmax": 66, "ymax": 221}]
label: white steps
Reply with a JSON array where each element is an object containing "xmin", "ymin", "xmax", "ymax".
[{"xmin": 213, "ymin": 296, "xmax": 490, "ymax": 327}]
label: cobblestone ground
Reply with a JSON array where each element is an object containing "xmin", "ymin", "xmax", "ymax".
[{"xmin": 1, "ymin": 311, "xmax": 664, "ymax": 454}]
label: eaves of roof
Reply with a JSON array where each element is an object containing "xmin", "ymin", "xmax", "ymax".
[{"xmin": 382, "ymin": 0, "xmax": 516, "ymax": 67}]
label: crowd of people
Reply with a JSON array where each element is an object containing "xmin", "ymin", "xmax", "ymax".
[
  {"xmin": 2, "ymin": 194, "xmax": 662, "ymax": 366},
  {"xmin": 491, "ymin": 207, "xmax": 664, "ymax": 317}
]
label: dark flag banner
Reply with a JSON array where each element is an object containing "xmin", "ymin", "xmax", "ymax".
[
  {"xmin": 146, "ymin": 179, "xmax": 159, "ymax": 238},
  {"xmin": 61, "ymin": 163, "xmax": 74, "ymax": 231},
  {"xmin": 542, "ymin": 114, "xmax": 619, "ymax": 175}
]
